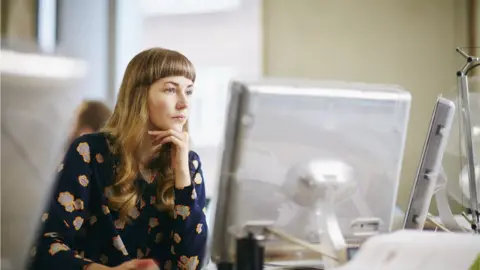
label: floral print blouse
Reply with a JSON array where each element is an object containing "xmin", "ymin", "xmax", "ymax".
[{"xmin": 28, "ymin": 132, "xmax": 208, "ymax": 270}]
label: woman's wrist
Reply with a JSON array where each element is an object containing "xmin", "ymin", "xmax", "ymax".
[{"xmin": 175, "ymin": 169, "xmax": 192, "ymax": 188}]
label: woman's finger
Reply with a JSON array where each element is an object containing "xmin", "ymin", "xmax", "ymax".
[
  {"xmin": 160, "ymin": 135, "xmax": 184, "ymax": 148},
  {"xmin": 134, "ymin": 259, "xmax": 159, "ymax": 270},
  {"xmin": 153, "ymin": 133, "xmax": 169, "ymax": 143},
  {"xmin": 167, "ymin": 129, "xmax": 185, "ymax": 139},
  {"xmin": 117, "ymin": 259, "xmax": 159, "ymax": 270},
  {"xmin": 147, "ymin": 130, "xmax": 166, "ymax": 136},
  {"xmin": 151, "ymin": 129, "xmax": 187, "ymax": 143}
]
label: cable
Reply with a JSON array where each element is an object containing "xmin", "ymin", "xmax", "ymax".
[{"xmin": 425, "ymin": 213, "xmax": 451, "ymax": 232}]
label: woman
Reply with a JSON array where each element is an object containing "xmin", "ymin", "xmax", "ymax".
[
  {"xmin": 67, "ymin": 100, "xmax": 112, "ymax": 146},
  {"xmin": 29, "ymin": 48, "xmax": 208, "ymax": 270}
]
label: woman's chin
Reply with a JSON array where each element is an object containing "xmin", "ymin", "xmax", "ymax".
[
  {"xmin": 172, "ymin": 124, "xmax": 184, "ymax": 132},
  {"xmin": 162, "ymin": 122, "xmax": 184, "ymax": 132},
  {"xmin": 149, "ymin": 122, "xmax": 184, "ymax": 132}
]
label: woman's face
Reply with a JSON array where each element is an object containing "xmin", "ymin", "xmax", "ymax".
[{"xmin": 147, "ymin": 76, "xmax": 194, "ymax": 132}]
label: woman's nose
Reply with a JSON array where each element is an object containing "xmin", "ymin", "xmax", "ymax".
[
  {"xmin": 176, "ymin": 100, "xmax": 188, "ymax": 110},
  {"xmin": 177, "ymin": 91, "xmax": 190, "ymax": 109}
]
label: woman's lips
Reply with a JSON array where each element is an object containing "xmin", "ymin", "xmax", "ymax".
[{"xmin": 172, "ymin": 115, "xmax": 185, "ymax": 121}]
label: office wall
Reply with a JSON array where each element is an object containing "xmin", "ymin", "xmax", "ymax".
[
  {"xmin": 143, "ymin": 0, "xmax": 262, "ymax": 76},
  {"xmin": 56, "ymin": 0, "xmax": 110, "ymax": 101},
  {"xmin": 1, "ymin": 0, "xmax": 37, "ymax": 44},
  {"xmin": 263, "ymin": 0, "xmax": 469, "ymax": 210}
]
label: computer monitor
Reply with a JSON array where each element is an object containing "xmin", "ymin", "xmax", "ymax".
[
  {"xmin": 403, "ymin": 96, "xmax": 456, "ymax": 230},
  {"xmin": 210, "ymin": 78, "xmax": 411, "ymax": 264},
  {"xmin": 1, "ymin": 74, "xmax": 82, "ymax": 269}
]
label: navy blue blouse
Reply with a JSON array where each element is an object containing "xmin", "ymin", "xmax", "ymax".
[{"xmin": 29, "ymin": 132, "xmax": 208, "ymax": 269}]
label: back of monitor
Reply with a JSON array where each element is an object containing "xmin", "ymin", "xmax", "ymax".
[
  {"xmin": 403, "ymin": 97, "xmax": 455, "ymax": 230},
  {"xmin": 211, "ymin": 79, "xmax": 411, "ymax": 263},
  {"xmin": 1, "ymin": 76, "xmax": 84, "ymax": 269}
]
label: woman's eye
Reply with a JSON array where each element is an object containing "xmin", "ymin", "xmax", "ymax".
[
  {"xmin": 164, "ymin": 88, "xmax": 176, "ymax": 93},
  {"xmin": 186, "ymin": 89, "xmax": 193, "ymax": 96}
]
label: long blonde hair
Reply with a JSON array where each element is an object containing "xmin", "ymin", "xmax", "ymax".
[{"xmin": 102, "ymin": 48, "xmax": 195, "ymax": 221}]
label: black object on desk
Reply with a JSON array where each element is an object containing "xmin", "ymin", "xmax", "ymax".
[
  {"xmin": 236, "ymin": 233, "xmax": 264, "ymax": 270},
  {"xmin": 217, "ymin": 262, "xmax": 234, "ymax": 270}
]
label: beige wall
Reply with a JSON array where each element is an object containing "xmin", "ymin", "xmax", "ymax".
[
  {"xmin": 263, "ymin": 0, "xmax": 469, "ymax": 211},
  {"xmin": 1, "ymin": 0, "xmax": 37, "ymax": 43}
]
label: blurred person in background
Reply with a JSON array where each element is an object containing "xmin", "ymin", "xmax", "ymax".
[
  {"xmin": 67, "ymin": 100, "xmax": 112, "ymax": 146},
  {"xmin": 28, "ymin": 48, "xmax": 208, "ymax": 270}
]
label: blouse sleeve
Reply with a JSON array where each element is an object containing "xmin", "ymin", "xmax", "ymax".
[
  {"xmin": 169, "ymin": 151, "xmax": 208, "ymax": 270},
  {"xmin": 30, "ymin": 138, "xmax": 95, "ymax": 269}
]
